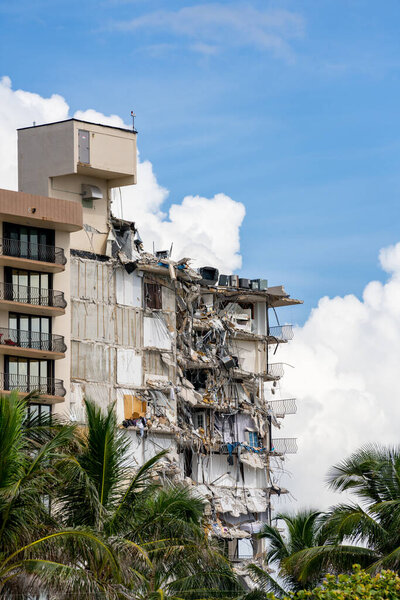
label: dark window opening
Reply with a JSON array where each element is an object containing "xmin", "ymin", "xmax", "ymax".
[
  {"xmin": 144, "ymin": 282, "xmax": 162, "ymax": 309},
  {"xmin": 183, "ymin": 448, "xmax": 193, "ymax": 477},
  {"xmin": 184, "ymin": 368, "xmax": 208, "ymax": 392}
]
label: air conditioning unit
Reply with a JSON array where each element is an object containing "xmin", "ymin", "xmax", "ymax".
[
  {"xmin": 81, "ymin": 184, "xmax": 103, "ymax": 201},
  {"xmin": 198, "ymin": 266, "xmax": 219, "ymax": 286},
  {"xmin": 239, "ymin": 278, "xmax": 250, "ymax": 289},
  {"xmin": 251, "ymin": 278, "xmax": 268, "ymax": 291},
  {"xmin": 218, "ymin": 274, "xmax": 230, "ymax": 286}
]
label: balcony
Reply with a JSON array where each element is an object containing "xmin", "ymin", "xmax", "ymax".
[
  {"xmin": 0, "ymin": 373, "xmax": 66, "ymax": 402},
  {"xmin": 268, "ymin": 325, "xmax": 294, "ymax": 343},
  {"xmin": 264, "ymin": 362, "xmax": 284, "ymax": 381},
  {"xmin": 271, "ymin": 438, "xmax": 298, "ymax": 455},
  {"xmin": 0, "ymin": 282, "xmax": 67, "ymax": 316},
  {"xmin": 0, "ymin": 328, "xmax": 66, "ymax": 359},
  {"xmin": 267, "ymin": 398, "xmax": 297, "ymax": 417},
  {"xmin": 0, "ymin": 238, "xmax": 67, "ymax": 273}
]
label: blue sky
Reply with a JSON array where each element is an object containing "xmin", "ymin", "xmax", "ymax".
[{"xmin": 1, "ymin": 0, "xmax": 400, "ymax": 323}]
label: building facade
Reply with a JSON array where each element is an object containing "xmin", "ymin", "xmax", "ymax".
[{"xmin": 0, "ymin": 118, "xmax": 301, "ymax": 565}]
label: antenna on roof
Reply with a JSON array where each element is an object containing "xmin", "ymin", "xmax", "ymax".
[{"xmin": 130, "ymin": 111, "xmax": 137, "ymax": 133}]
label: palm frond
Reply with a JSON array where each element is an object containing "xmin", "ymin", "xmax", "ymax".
[{"xmin": 246, "ymin": 563, "xmax": 287, "ymax": 598}]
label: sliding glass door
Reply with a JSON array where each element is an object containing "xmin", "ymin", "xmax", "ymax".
[
  {"xmin": 8, "ymin": 314, "xmax": 51, "ymax": 350},
  {"xmin": 5, "ymin": 357, "xmax": 52, "ymax": 393}
]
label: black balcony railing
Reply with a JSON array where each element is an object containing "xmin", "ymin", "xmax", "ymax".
[
  {"xmin": 266, "ymin": 363, "xmax": 284, "ymax": 379},
  {"xmin": 0, "ymin": 282, "xmax": 67, "ymax": 309},
  {"xmin": 0, "ymin": 373, "xmax": 66, "ymax": 397},
  {"xmin": 0, "ymin": 328, "xmax": 67, "ymax": 353},
  {"xmin": 271, "ymin": 438, "xmax": 298, "ymax": 454},
  {"xmin": 0, "ymin": 238, "xmax": 66, "ymax": 266},
  {"xmin": 268, "ymin": 325, "xmax": 294, "ymax": 342},
  {"xmin": 267, "ymin": 398, "xmax": 297, "ymax": 416}
]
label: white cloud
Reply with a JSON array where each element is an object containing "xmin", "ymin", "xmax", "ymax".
[
  {"xmin": 112, "ymin": 160, "xmax": 245, "ymax": 271},
  {"xmin": 114, "ymin": 4, "xmax": 305, "ymax": 61},
  {"xmin": 276, "ymin": 242, "xmax": 400, "ymax": 509},
  {"xmin": 0, "ymin": 76, "xmax": 69, "ymax": 190},
  {"xmin": 0, "ymin": 76, "xmax": 245, "ymax": 273},
  {"xmin": 73, "ymin": 109, "xmax": 126, "ymax": 128}
]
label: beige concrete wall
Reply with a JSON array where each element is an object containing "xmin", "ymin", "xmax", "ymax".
[
  {"xmin": 18, "ymin": 121, "xmax": 75, "ymax": 197},
  {"xmin": 50, "ymin": 174, "xmax": 110, "ymax": 254},
  {"xmin": 73, "ymin": 121, "xmax": 136, "ymax": 181}
]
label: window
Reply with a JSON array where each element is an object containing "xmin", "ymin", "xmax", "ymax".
[
  {"xmin": 144, "ymin": 282, "xmax": 162, "ymax": 309},
  {"xmin": 82, "ymin": 198, "xmax": 93, "ymax": 209},
  {"xmin": 5, "ymin": 268, "xmax": 51, "ymax": 305},
  {"xmin": 5, "ymin": 357, "xmax": 54, "ymax": 394},
  {"xmin": 3, "ymin": 223, "xmax": 55, "ymax": 261},
  {"xmin": 193, "ymin": 411, "xmax": 206, "ymax": 432},
  {"xmin": 8, "ymin": 313, "xmax": 51, "ymax": 350},
  {"xmin": 247, "ymin": 431, "xmax": 259, "ymax": 448},
  {"xmin": 26, "ymin": 402, "xmax": 51, "ymax": 424}
]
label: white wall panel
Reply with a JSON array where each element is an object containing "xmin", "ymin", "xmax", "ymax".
[
  {"xmin": 116, "ymin": 268, "xmax": 142, "ymax": 307},
  {"xmin": 143, "ymin": 316, "xmax": 171, "ymax": 350},
  {"xmin": 117, "ymin": 348, "xmax": 142, "ymax": 386}
]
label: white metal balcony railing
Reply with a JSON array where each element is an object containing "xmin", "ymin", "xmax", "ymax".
[
  {"xmin": 0, "ymin": 282, "xmax": 67, "ymax": 309},
  {"xmin": 267, "ymin": 398, "xmax": 297, "ymax": 416},
  {"xmin": 0, "ymin": 373, "xmax": 66, "ymax": 397},
  {"xmin": 271, "ymin": 438, "xmax": 298, "ymax": 454},
  {"xmin": 266, "ymin": 363, "xmax": 284, "ymax": 379},
  {"xmin": 268, "ymin": 325, "xmax": 294, "ymax": 342}
]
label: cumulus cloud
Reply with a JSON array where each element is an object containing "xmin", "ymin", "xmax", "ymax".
[
  {"xmin": 112, "ymin": 163, "xmax": 245, "ymax": 271},
  {"xmin": 275, "ymin": 242, "xmax": 400, "ymax": 509},
  {"xmin": 0, "ymin": 76, "xmax": 245, "ymax": 272},
  {"xmin": 0, "ymin": 76, "xmax": 69, "ymax": 190},
  {"xmin": 114, "ymin": 4, "xmax": 305, "ymax": 60}
]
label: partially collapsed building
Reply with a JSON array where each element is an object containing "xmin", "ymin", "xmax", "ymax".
[{"xmin": 0, "ymin": 118, "xmax": 301, "ymax": 564}]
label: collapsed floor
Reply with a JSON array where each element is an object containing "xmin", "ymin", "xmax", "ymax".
[{"xmin": 69, "ymin": 216, "xmax": 301, "ymax": 565}]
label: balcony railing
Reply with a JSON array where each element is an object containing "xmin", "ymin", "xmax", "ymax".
[
  {"xmin": 269, "ymin": 325, "xmax": 294, "ymax": 342},
  {"xmin": 0, "ymin": 282, "xmax": 67, "ymax": 309},
  {"xmin": 267, "ymin": 398, "xmax": 297, "ymax": 416},
  {"xmin": 0, "ymin": 328, "xmax": 67, "ymax": 353},
  {"xmin": 0, "ymin": 238, "xmax": 66, "ymax": 265},
  {"xmin": 271, "ymin": 438, "xmax": 298, "ymax": 454},
  {"xmin": 266, "ymin": 363, "xmax": 284, "ymax": 379},
  {"xmin": 0, "ymin": 373, "xmax": 66, "ymax": 397}
]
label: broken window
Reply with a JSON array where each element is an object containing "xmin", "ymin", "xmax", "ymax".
[
  {"xmin": 144, "ymin": 282, "xmax": 162, "ymax": 309},
  {"xmin": 246, "ymin": 431, "xmax": 259, "ymax": 448},
  {"xmin": 123, "ymin": 394, "xmax": 147, "ymax": 419},
  {"xmin": 193, "ymin": 410, "xmax": 206, "ymax": 432}
]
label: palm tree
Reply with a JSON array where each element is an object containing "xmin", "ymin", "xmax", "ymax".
[
  {"xmin": 0, "ymin": 392, "xmax": 123, "ymax": 599},
  {"xmin": 269, "ymin": 444, "xmax": 400, "ymax": 590},
  {"xmin": 323, "ymin": 443, "xmax": 400, "ymax": 573},
  {"xmin": 247, "ymin": 509, "xmax": 325, "ymax": 597},
  {"xmin": 57, "ymin": 398, "xmax": 240, "ymax": 600}
]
